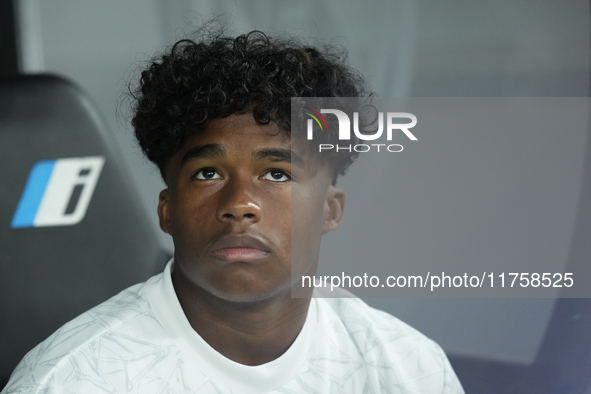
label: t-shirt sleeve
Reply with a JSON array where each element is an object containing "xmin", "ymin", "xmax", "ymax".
[
  {"xmin": 319, "ymin": 294, "xmax": 465, "ymax": 393},
  {"xmin": 1, "ymin": 348, "xmax": 55, "ymax": 394},
  {"xmin": 438, "ymin": 344, "xmax": 465, "ymax": 394}
]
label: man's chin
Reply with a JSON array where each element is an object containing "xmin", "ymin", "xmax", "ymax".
[
  {"xmin": 205, "ymin": 281, "xmax": 291, "ymax": 304},
  {"xmin": 174, "ymin": 259, "xmax": 294, "ymax": 304}
]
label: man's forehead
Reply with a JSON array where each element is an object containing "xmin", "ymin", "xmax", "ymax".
[
  {"xmin": 164, "ymin": 113, "xmax": 329, "ymax": 182},
  {"xmin": 178, "ymin": 114, "xmax": 315, "ymax": 161},
  {"xmin": 178, "ymin": 143, "xmax": 305, "ymax": 168}
]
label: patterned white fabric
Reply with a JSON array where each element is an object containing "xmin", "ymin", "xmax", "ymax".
[{"xmin": 2, "ymin": 261, "xmax": 464, "ymax": 393}]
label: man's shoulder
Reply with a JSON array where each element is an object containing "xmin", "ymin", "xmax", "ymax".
[
  {"xmin": 314, "ymin": 288, "xmax": 428, "ymax": 342},
  {"xmin": 313, "ymin": 290, "xmax": 464, "ymax": 393},
  {"xmin": 3, "ymin": 281, "xmax": 163, "ymax": 393}
]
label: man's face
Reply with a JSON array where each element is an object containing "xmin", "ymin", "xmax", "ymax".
[{"xmin": 158, "ymin": 113, "xmax": 344, "ymax": 302}]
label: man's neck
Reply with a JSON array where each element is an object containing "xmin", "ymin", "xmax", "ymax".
[{"xmin": 171, "ymin": 265, "xmax": 311, "ymax": 366}]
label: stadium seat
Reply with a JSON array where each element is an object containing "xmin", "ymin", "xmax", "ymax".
[{"xmin": 0, "ymin": 74, "xmax": 170, "ymax": 389}]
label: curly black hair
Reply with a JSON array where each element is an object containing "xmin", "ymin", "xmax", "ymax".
[{"xmin": 130, "ymin": 30, "xmax": 369, "ymax": 184}]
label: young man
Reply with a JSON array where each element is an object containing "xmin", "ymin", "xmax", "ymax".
[{"xmin": 2, "ymin": 31, "xmax": 463, "ymax": 393}]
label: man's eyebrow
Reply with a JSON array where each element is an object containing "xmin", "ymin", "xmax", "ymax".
[
  {"xmin": 253, "ymin": 148, "xmax": 305, "ymax": 167},
  {"xmin": 180, "ymin": 144, "xmax": 226, "ymax": 166}
]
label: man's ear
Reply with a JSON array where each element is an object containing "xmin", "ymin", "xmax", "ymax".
[
  {"xmin": 157, "ymin": 189, "xmax": 172, "ymax": 235},
  {"xmin": 322, "ymin": 186, "xmax": 346, "ymax": 234}
]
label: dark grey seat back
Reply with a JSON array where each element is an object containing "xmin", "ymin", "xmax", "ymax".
[{"xmin": 0, "ymin": 74, "xmax": 168, "ymax": 387}]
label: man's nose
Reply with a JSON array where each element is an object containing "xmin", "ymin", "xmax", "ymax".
[{"xmin": 217, "ymin": 176, "xmax": 262, "ymax": 223}]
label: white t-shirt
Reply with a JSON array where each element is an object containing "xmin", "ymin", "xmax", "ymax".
[{"xmin": 2, "ymin": 261, "xmax": 464, "ymax": 393}]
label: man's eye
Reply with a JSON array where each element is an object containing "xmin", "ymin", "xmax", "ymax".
[
  {"xmin": 262, "ymin": 169, "xmax": 291, "ymax": 182},
  {"xmin": 194, "ymin": 168, "xmax": 221, "ymax": 180}
]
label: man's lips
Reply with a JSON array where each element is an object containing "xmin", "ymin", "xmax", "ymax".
[
  {"xmin": 211, "ymin": 247, "xmax": 269, "ymax": 262},
  {"xmin": 209, "ymin": 235, "xmax": 271, "ymax": 262}
]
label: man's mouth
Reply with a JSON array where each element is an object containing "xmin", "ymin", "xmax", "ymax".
[
  {"xmin": 211, "ymin": 247, "xmax": 269, "ymax": 262},
  {"xmin": 209, "ymin": 235, "xmax": 271, "ymax": 262}
]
